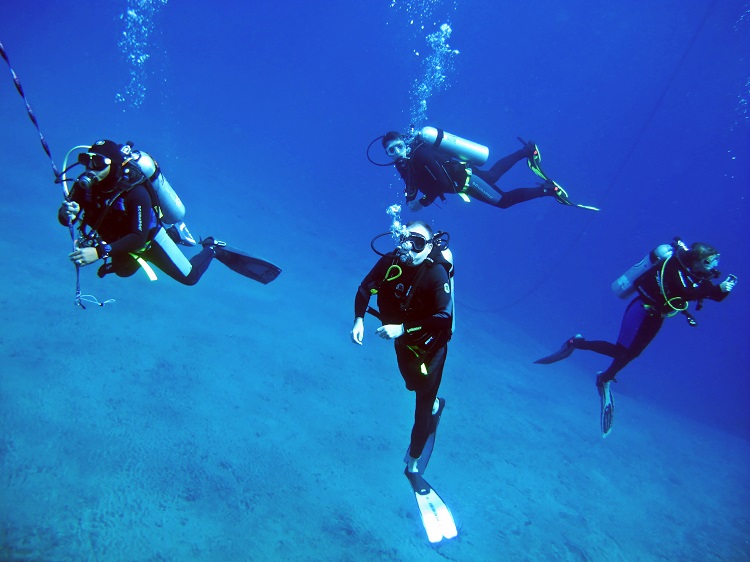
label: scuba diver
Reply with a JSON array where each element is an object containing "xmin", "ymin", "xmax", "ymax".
[
  {"xmin": 59, "ymin": 139, "xmax": 281, "ymax": 286},
  {"xmin": 351, "ymin": 221, "xmax": 454, "ymax": 477},
  {"xmin": 534, "ymin": 239, "xmax": 738, "ymax": 437},
  {"xmin": 376, "ymin": 127, "xmax": 597, "ymax": 212}
]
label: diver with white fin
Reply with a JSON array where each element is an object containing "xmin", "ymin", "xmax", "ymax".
[
  {"xmin": 534, "ymin": 239, "xmax": 737, "ymax": 437},
  {"xmin": 351, "ymin": 221, "xmax": 454, "ymax": 474},
  {"xmin": 351, "ymin": 220, "xmax": 458, "ymax": 542},
  {"xmin": 370, "ymin": 127, "xmax": 595, "ymax": 211},
  {"xmin": 59, "ymin": 139, "xmax": 281, "ymax": 286}
]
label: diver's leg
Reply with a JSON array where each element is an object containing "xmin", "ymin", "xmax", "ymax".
[
  {"xmin": 397, "ymin": 344, "xmax": 447, "ymax": 470},
  {"xmin": 471, "ymin": 165, "xmax": 548, "ymax": 209},
  {"xmin": 479, "ymin": 147, "xmax": 530, "ymax": 184},
  {"xmin": 492, "ymin": 186, "xmax": 547, "ymax": 209},
  {"xmin": 596, "ymin": 298, "xmax": 664, "ymax": 383},
  {"xmin": 143, "ymin": 243, "xmax": 215, "ymax": 286},
  {"xmin": 99, "ymin": 256, "xmax": 140, "ymax": 278},
  {"xmin": 462, "ymin": 172, "xmax": 503, "ymax": 205},
  {"xmin": 573, "ymin": 338, "xmax": 622, "ymax": 358}
]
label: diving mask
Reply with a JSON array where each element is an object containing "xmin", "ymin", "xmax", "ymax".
[
  {"xmin": 400, "ymin": 233, "xmax": 430, "ymax": 253},
  {"xmin": 78, "ymin": 152, "xmax": 111, "ymax": 171},
  {"xmin": 702, "ymin": 254, "xmax": 720, "ymax": 271}
]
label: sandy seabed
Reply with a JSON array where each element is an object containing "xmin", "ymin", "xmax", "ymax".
[{"xmin": 1, "ymin": 223, "xmax": 748, "ymax": 562}]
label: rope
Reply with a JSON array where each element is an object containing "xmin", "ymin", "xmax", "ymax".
[
  {"xmin": 2, "ymin": 41, "xmax": 114, "ymax": 309},
  {"xmin": 497, "ymin": 0, "xmax": 719, "ymax": 312},
  {"xmin": 0, "ymin": 41, "xmax": 60, "ymax": 180}
]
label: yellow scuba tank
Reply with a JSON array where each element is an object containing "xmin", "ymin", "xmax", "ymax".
[
  {"xmin": 130, "ymin": 150, "xmax": 186, "ymax": 224},
  {"xmin": 611, "ymin": 244, "xmax": 673, "ymax": 299},
  {"xmin": 417, "ymin": 126, "xmax": 489, "ymax": 165}
]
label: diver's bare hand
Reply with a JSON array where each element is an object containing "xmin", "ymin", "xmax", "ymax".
[
  {"xmin": 351, "ymin": 317, "xmax": 364, "ymax": 345},
  {"xmin": 69, "ymin": 246, "xmax": 98, "ymax": 267},
  {"xmin": 376, "ymin": 324, "xmax": 404, "ymax": 339},
  {"xmin": 62, "ymin": 201, "xmax": 80, "ymax": 222}
]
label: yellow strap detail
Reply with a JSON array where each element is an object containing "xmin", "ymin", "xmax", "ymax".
[
  {"xmin": 130, "ymin": 253, "xmax": 158, "ymax": 281},
  {"xmin": 458, "ymin": 167, "xmax": 472, "ymax": 202}
]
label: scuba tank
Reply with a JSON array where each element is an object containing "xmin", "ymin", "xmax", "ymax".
[
  {"xmin": 417, "ymin": 126, "xmax": 489, "ymax": 165},
  {"xmin": 611, "ymin": 243, "xmax": 674, "ymax": 299},
  {"xmin": 441, "ymin": 246, "xmax": 456, "ymax": 333},
  {"xmin": 129, "ymin": 150, "xmax": 186, "ymax": 224}
]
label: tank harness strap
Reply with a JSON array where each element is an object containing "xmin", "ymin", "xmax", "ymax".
[
  {"xmin": 146, "ymin": 159, "xmax": 160, "ymax": 182},
  {"xmin": 365, "ymin": 306, "xmax": 382, "ymax": 320},
  {"xmin": 430, "ymin": 128, "xmax": 444, "ymax": 147},
  {"xmin": 400, "ymin": 258, "xmax": 433, "ymax": 313},
  {"xmin": 124, "ymin": 157, "xmax": 165, "ymax": 224}
]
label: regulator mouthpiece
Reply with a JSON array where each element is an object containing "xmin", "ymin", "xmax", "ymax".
[{"xmin": 76, "ymin": 171, "xmax": 99, "ymax": 190}]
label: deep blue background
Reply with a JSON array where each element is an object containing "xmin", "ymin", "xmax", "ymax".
[{"xmin": 2, "ymin": 0, "xmax": 748, "ymax": 437}]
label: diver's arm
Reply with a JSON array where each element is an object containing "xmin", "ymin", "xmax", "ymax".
[
  {"xmin": 670, "ymin": 262, "xmax": 731, "ymax": 303},
  {"xmin": 353, "ymin": 259, "xmax": 386, "ymax": 344}
]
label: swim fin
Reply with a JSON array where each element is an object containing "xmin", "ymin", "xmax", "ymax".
[
  {"xmin": 214, "ymin": 245, "xmax": 281, "ymax": 284},
  {"xmin": 404, "ymin": 469, "xmax": 458, "ymax": 543},
  {"xmin": 518, "ymin": 137, "xmax": 544, "ymax": 179},
  {"xmin": 517, "ymin": 137, "xmax": 600, "ymax": 212},
  {"xmin": 596, "ymin": 375, "xmax": 615, "ymax": 438},
  {"xmin": 534, "ymin": 334, "xmax": 582, "ymax": 364}
]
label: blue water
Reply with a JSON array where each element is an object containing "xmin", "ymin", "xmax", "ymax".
[{"xmin": 1, "ymin": 1, "xmax": 749, "ymax": 560}]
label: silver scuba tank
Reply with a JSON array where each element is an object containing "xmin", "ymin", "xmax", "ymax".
[
  {"xmin": 611, "ymin": 244, "xmax": 673, "ymax": 299},
  {"xmin": 441, "ymin": 247, "xmax": 456, "ymax": 333},
  {"xmin": 131, "ymin": 150, "xmax": 186, "ymax": 224},
  {"xmin": 417, "ymin": 126, "xmax": 490, "ymax": 165}
]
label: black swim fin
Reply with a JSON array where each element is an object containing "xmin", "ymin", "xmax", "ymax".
[
  {"xmin": 534, "ymin": 334, "xmax": 582, "ymax": 364},
  {"xmin": 214, "ymin": 245, "xmax": 281, "ymax": 284}
]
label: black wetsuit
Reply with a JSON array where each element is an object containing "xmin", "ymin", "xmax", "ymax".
[
  {"xmin": 396, "ymin": 141, "xmax": 548, "ymax": 209},
  {"xmin": 59, "ymin": 181, "xmax": 214, "ymax": 285},
  {"xmin": 355, "ymin": 251, "xmax": 453, "ymax": 459},
  {"xmin": 572, "ymin": 256, "xmax": 729, "ymax": 383}
]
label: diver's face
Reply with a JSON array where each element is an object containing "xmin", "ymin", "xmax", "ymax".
[
  {"xmin": 694, "ymin": 254, "xmax": 720, "ymax": 274},
  {"xmin": 78, "ymin": 152, "xmax": 112, "ymax": 183},
  {"xmin": 385, "ymin": 139, "xmax": 408, "ymax": 161},
  {"xmin": 400, "ymin": 227, "xmax": 433, "ymax": 266}
]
